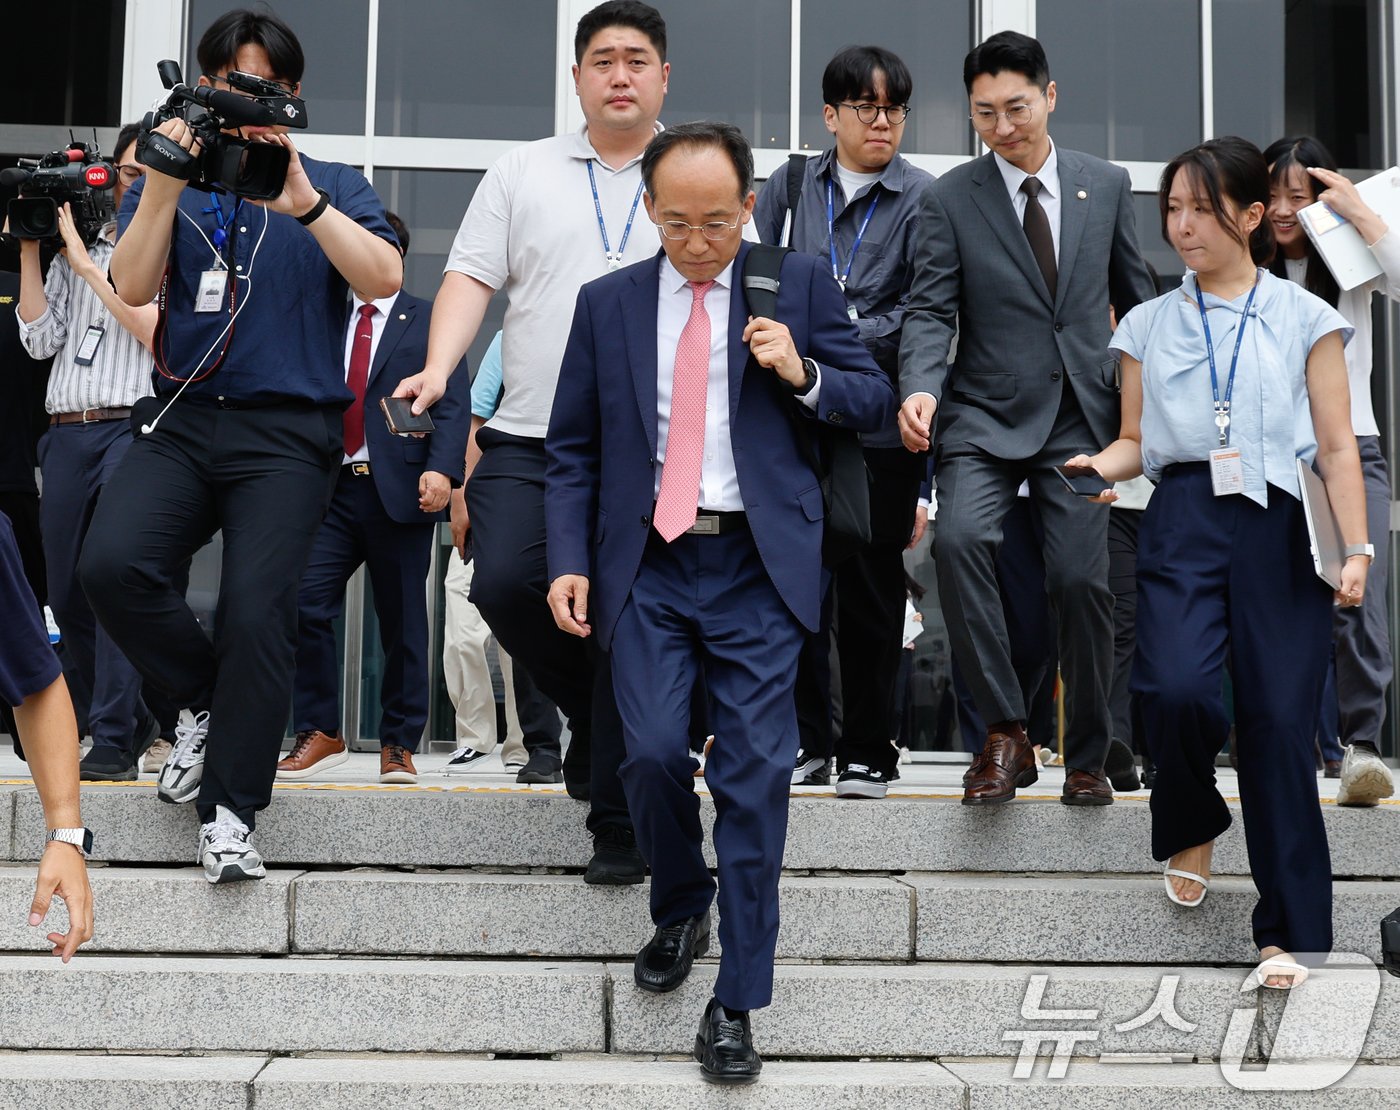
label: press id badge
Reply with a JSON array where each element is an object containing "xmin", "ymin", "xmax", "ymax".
[
  {"xmin": 195, "ymin": 269, "xmax": 228, "ymax": 313},
  {"xmin": 73, "ymin": 325, "xmax": 104, "ymax": 366},
  {"xmin": 1209, "ymin": 446, "xmax": 1244, "ymax": 496}
]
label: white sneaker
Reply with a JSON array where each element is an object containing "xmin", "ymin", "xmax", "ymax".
[
  {"xmin": 199, "ymin": 805, "xmax": 265, "ymax": 884},
  {"xmin": 1336, "ymin": 744, "xmax": 1395, "ymax": 807},
  {"xmin": 142, "ymin": 738, "xmax": 173, "ymax": 774},
  {"xmin": 158, "ymin": 711, "xmax": 209, "ymax": 804}
]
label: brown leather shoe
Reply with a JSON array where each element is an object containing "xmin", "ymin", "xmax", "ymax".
[
  {"xmin": 276, "ymin": 729, "xmax": 348, "ymax": 781},
  {"xmin": 1062, "ymin": 768, "xmax": 1114, "ymax": 806},
  {"xmin": 963, "ymin": 723, "xmax": 1037, "ymax": 806},
  {"xmin": 380, "ymin": 744, "xmax": 418, "ymax": 784}
]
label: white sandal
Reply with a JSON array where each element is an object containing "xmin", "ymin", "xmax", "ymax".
[
  {"xmin": 1163, "ymin": 867, "xmax": 1209, "ymax": 907},
  {"xmin": 1251, "ymin": 955, "xmax": 1309, "ymax": 990}
]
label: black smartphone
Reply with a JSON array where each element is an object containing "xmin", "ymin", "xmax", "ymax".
[
  {"xmin": 380, "ymin": 396, "xmax": 436, "ymax": 436},
  {"xmin": 1053, "ymin": 464, "xmax": 1110, "ymax": 497}
]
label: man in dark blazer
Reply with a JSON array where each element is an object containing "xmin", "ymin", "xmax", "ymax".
[
  {"xmin": 545, "ymin": 123, "xmax": 892, "ymax": 1084},
  {"xmin": 898, "ymin": 31, "xmax": 1155, "ymax": 806},
  {"xmin": 280, "ymin": 215, "xmax": 470, "ymax": 785}
]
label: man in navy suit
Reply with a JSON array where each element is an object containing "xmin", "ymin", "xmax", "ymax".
[
  {"xmin": 280, "ymin": 215, "xmax": 470, "ymax": 785},
  {"xmin": 545, "ymin": 123, "xmax": 893, "ymax": 1083}
]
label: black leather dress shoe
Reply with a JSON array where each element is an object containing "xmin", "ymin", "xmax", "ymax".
[
  {"xmin": 634, "ymin": 910, "xmax": 710, "ymax": 992},
  {"xmin": 694, "ymin": 996, "xmax": 761, "ymax": 1084}
]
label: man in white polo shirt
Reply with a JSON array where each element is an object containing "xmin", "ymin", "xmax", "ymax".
[{"xmin": 393, "ymin": 0, "xmax": 669, "ymax": 884}]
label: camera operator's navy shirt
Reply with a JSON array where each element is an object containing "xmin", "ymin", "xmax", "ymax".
[{"xmin": 118, "ymin": 154, "xmax": 397, "ymax": 407}]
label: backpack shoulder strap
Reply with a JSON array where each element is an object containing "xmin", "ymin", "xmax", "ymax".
[{"xmin": 741, "ymin": 243, "xmax": 790, "ymax": 321}]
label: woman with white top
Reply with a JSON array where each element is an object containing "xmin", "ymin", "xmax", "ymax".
[
  {"xmin": 1066, "ymin": 136, "xmax": 1368, "ymax": 988},
  {"xmin": 1264, "ymin": 136, "xmax": 1399, "ymax": 807}
]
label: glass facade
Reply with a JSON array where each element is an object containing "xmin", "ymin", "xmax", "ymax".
[{"xmin": 2, "ymin": 0, "xmax": 1396, "ymax": 753}]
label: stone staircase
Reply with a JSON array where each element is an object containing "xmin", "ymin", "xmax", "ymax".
[{"xmin": 1, "ymin": 775, "xmax": 1399, "ymax": 1107}]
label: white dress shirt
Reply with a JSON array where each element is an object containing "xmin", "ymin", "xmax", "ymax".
[
  {"xmin": 994, "ymin": 140, "xmax": 1062, "ymax": 263},
  {"xmin": 342, "ymin": 292, "xmax": 400, "ymax": 464}
]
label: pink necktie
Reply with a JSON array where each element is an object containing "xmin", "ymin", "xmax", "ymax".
[{"xmin": 653, "ymin": 280, "xmax": 715, "ymax": 542}]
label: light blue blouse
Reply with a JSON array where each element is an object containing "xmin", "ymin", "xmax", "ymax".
[
  {"xmin": 470, "ymin": 331, "xmax": 505, "ymax": 420},
  {"xmin": 1110, "ymin": 269, "xmax": 1352, "ymax": 506}
]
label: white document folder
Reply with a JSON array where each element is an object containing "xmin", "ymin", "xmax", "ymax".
[
  {"xmin": 1297, "ymin": 459, "xmax": 1344, "ymax": 590},
  {"xmin": 1300, "ymin": 166, "xmax": 1400, "ymax": 291}
]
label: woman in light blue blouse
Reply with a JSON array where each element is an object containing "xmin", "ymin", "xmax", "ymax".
[{"xmin": 1067, "ymin": 137, "xmax": 1368, "ymax": 989}]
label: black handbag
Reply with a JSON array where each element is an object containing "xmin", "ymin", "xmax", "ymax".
[{"xmin": 741, "ymin": 241, "xmax": 871, "ymax": 567}]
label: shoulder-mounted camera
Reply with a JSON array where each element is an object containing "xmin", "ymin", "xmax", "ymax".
[{"xmin": 1, "ymin": 139, "xmax": 116, "ymax": 244}]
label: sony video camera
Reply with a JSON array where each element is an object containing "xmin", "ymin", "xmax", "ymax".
[
  {"xmin": 137, "ymin": 59, "xmax": 308, "ymax": 200},
  {"xmin": 2, "ymin": 141, "xmax": 117, "ymax": 244}
]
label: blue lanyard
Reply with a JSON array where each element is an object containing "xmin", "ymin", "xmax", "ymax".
[
  {"xmin": 1193, "ymin": 271, "xmax": 1259, "ymax": 447},
  {"xmin": 586, "ymin": 160, "xmax": 644, "ymax": 271},
  {"xmin": 202, "ymin": 193, "xmax": 243, "ymax": 254},
  {"xmin": 826, "ymin": 177, "xmax": 881, "ymax": 290}
]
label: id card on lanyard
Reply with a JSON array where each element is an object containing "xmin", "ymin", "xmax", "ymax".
[
  {"xmin": 1195, "ymin": 273, "xmax": 1258, "ymax": 497},
  {"xmin": 827, "ymin": 178, "xmax": 879, "ymax": 322}
]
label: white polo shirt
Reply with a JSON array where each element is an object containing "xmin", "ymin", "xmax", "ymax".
[{"xmin": 445, "ymin": 124, "xmax": 661, "ymax": 439}]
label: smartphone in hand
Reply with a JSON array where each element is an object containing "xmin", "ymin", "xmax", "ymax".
[
  {"xmin": 1053, "ymin": 464, "xmax": 1110, "ymax": 497},
  {"xmin": 380, "ymin": 396, "xmax": 435, "ymax": 436}
]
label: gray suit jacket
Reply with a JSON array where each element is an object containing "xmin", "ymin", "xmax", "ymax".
[{"xmin": 898, "ymin": 147, "xmax": 1156, "ymax": 457}]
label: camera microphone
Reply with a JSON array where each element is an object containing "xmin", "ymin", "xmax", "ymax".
[
  {"xmin": 202, "ymin": 89, "xmax": 279, "ymax": 129},
  {"xmin": 0, "ymin": 167, "xmax": 30, "ymax": 188}
]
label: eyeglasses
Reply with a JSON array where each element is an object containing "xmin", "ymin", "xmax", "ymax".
[
  {"xmin": 654, "ymin": 214, "xmax": 744, "ymax": 241},
  {"xmin": 117, "ymin": 165, "xmax": 145, "ymax": 184},
  {"xmin": 969, "ymin": 97, "xmax": 1041, "ymax": 132},
  {"xmin": 837, "ymin": 103, "xmax": 910, "ymax": 126}
]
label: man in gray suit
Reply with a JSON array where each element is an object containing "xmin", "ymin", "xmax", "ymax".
[{"xmin": 898, "ymin": 31, "xmax": 1155, "ymax": 806}]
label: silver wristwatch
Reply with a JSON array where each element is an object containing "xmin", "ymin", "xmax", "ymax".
[
  {"xmin": 1344, "ymin": 543, "xmax": 1376, "ymax": 561},
  {"xmin": 46, "ymin": 828, "xmax": 93, "ymax": 856}
]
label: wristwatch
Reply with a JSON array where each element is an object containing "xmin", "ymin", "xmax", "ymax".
[
  {"xmin": 46, "ymin": 828, "xmax": 93, "ymax": 856},
  {"xmin": 786, "ymin": 357, "xmax": 818, "ymax": 397},
  {"xmin": 1345, "ymin": 543, "xmax": 1376, "ymax": 561},
  {"xmin": 295, "ymin": 187, "xmax": 331, "ymax": 226}
]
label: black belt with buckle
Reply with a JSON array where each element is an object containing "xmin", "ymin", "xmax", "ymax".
[
  {"xmin": 346, "ymin": 462, "xmax": 372, "ymax": 476},
  {"xmin": 686, "ymin": 511, "xmax": 746, "ymax": 535}
]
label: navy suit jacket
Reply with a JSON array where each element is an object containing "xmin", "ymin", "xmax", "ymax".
[
  {"xmin": 360, "ymin": 290, "xmax": 470, "ymax": 524},
  {"xmin": 545, "ymin": 242, "xmax": 895, "ymax": 651}
]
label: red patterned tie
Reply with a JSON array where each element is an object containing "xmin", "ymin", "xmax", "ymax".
[
  {"xmin": 653, "ymin": 280, "xmax": 715, "ymax": 542},
  {"xmin": 342, "ymin": 303, "xmax": 377, "ymax": 455}
]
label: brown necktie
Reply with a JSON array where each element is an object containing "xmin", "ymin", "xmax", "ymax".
[{"xmin": 1020, "ymin": 176, "xmax": 1057, "ymax": 301}]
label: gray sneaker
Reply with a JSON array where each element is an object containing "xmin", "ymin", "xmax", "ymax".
[
  {"xmin": 142, "ymin": 738, "xmax": 173, "ymax": 774},
  {"xmin": 198, "ymin": 805, "xmax": 266, "ymax": 884},
  {"xmin": 1336, "ymin": 744, "xmax": 1395, "ymax": 807},
  {"xmin": 158, "ymin": 711, "xmax": 209, "ymax": 804}
]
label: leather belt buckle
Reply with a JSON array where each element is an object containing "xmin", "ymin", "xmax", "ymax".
[
  {"xmin": 82, "ymin": 408, "xmax": 103, "ymax": 424},
  {"xmin": 687, "ymin": 515, "xmax": 720, "ymax": 535},
  {"xmin": 349, "ymin": 462, "xmax": 371, "ymax": 477}
]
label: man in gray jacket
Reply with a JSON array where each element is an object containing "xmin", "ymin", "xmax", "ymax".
[{"xmin": 898, "ymin": 31, "xmax": 1155, "ymax": 806}]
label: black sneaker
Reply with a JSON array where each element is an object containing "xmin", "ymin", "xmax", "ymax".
[
  {"xmin": 585, "ymin": 825, "xmax": 645, "ymax": 885},
  {"xmin": 79, "ymin": 744, "xmax": 138, "ymax": 782},
  {"xmin": 791, "ymin": 747, "xmax": 826, "ymax": 785},
  {"xmin": 794, "ymin": 759, "xmax": 831, "ymax": 787},
  {"xmin": 516, "ymin": 749, "xmax": 563, "ymax": 784},
  {"xmin": 443, "ymin": 747, "xmax": 491, "ymax": 775},
  {"xmin": 835, "ymin": 763, "xmax": 889, "ymax": 799}
]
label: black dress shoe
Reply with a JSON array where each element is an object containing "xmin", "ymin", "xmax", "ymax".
[
  {"xmin": 694, "ymin": 996, "xmax": 761, "ymax": 1084},
  {"xmin": 1103, "ymin": 739, "xmax": 1141, "ymax": 792},
  {"xmin": 634, "ymin": 910, "xmax": 710, "ymax": 993},
  {"xmin": 584, "ymin": 825, "xmax": 644, "ymax": 885}
]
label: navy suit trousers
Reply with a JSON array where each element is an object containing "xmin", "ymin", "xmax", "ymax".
[
  {"xmin": 1134, "ymin": 465, "xmax": 1333, "ymax": 956},
  {"xmin": 293, "ymin": 466, "xmax": 435, "ymax": 749},
  {"xmin": 611, "ymin": 523, "xmax": 804, "ymax": 1012}
]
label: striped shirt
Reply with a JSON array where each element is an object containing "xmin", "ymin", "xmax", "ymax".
[{"xmin": 15, "ymin": 224, "xmax": 153, "ymax": 415}]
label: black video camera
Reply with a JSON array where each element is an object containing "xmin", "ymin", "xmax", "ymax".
[
  {"xmin": 136, "ymin": 59, "xmax": 308, "ymax": 200},
  {"xmin": 2, "ymin": 141, "xmax": 117, "ymax": 244}
]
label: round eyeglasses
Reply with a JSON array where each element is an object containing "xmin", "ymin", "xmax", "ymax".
[
  {"xmin": 654, "ymin": 214, "xmax": 744, "ymax": 241},
  {"xmin": 837, "ymin": 103, "xmax": 910, "ymax": 126}
]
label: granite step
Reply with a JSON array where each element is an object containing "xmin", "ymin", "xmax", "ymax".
[
  {"xmin": 2, "ymin": 1054, "xmax": 1396, "ymax": 1109},
  {"xmin": 6, "ymin": 784, "xmax": 1400, "ymax": 878},
  {"xmin": 2, "ymin": 865, "xmax": 1398, "ymax": 967},
  {"xmin": 3, "ymin": 956, "xmax": 1397, "ymax": 1060}
]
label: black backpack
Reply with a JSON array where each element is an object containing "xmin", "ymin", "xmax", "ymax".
[{"xmin": 741, "ymin": 240, "xmax": 871, "ymax": 567}]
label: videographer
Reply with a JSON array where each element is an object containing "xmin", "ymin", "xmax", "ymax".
[
  {"xmin": 15, "ymin": 121, "xmax": 162, "ymax": 783},
  {"xmin": 79, "ymin": 8, "xmax": 401, "ymax": 884}
]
